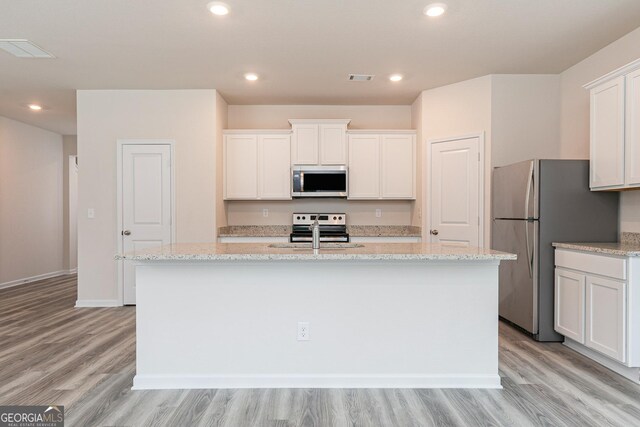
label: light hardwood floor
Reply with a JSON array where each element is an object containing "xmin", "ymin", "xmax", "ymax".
[{"xmin": 2, "ymin": 275, "xmax": 640, "ymax": 426}]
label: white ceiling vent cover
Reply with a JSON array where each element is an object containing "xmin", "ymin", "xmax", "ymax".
[
  {"xmin": 0, "ymin": 39, "xmax": 55, "ymax": 58},
  {"xmin": 348, "ymin": 74, "xmax": 375, "ymax": 81}
]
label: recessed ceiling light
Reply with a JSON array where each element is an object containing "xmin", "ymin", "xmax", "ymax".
[
  {"xmin": 424, "ymin": 3, "xmax": 447, "ymax": 17},
  {"xmin": 28, "ymin": 104, "xmax": 43, "ymax": 111},
  {"xmin": 389, "ymin": 74, "xmax": 403, "ymax": 82},
  {"xmin": 244, "ymin": 73, "xmax": 259, "ymax": 81},
  {"xmin": 207, "ymin": 1, "xmax": 229, "ymax": 16}
]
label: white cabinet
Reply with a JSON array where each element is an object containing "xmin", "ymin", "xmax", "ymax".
[
  {"xmin": 224, "ymin": 134, "xmax": 258, "ymax": 199},
  {"xmin": 585, "ymin": 275, "xmax": 626, "ymax": 363},
  {"xmin": 289, "ymin": 119, "xmax": 350, "ymax": 165},
  {"xmin": 554, "ymin": 268, "xmax": 585, "ymax": 343},
  {"xmin": 348, "ymin": 131, "xmax": 416, "ymax": 200},
  {"xmin": 626, "ymin": 68, "xmax": 640, "ymax": 186},
  {"xmin": 586, "ymin": 58, "xmax": 640, "ymax": 190},
  {"xmin": 348, "ymin": 134, "xmax": 380, "ymax": 198},
  {"xmin": 554, "ymin": 249, "xmax": 639, "ymax": 369},
  {"xmin": 224, "ymin": 131, "xmax": 291, "ymax": 200}
]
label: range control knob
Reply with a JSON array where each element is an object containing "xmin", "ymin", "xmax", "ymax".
[
  {"xmin": 339, "ymin": 216, "xmax": 343, "ymax": 220},
  {"xmin": 333, "ymin": 216, "xmax": 337, "ymax": 220},
  {"xmin": 296, "ymin": 216, "xmax": 301, "ymax": 220}
]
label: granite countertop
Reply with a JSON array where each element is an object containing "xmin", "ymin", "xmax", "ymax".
[
  {"xmin": 116, "ymin": 242, "xmax": 516, "ymax": 262},
  {"xmin": 553, "ymin": 232, "xmax": 640, "ymax": 257},
  {"xmin": 217, "ymin": 225, "xmax": 422, "ymax": 238}
]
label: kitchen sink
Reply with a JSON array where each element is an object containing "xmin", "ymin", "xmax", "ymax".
[{"xmin": 268, "ymin": 243, "xmax": 364, "ymax": 249}]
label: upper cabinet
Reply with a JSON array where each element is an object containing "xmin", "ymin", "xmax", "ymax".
[
  {"xmin": 289, "ymin": 119, "xmax": 350, "ymax": 165},
  {"xmin": 586, "ymin": 58, "xmax": 640, "ymax": 191},
  {"xmin": 348, "ymin": 131, "xmax": 416, "ymax": 200},
  {"xmin": 224, "ymin": 131, "xmax": 291, "ymax": 200}
]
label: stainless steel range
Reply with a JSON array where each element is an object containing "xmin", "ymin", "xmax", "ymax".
[{"xmin": 290, "ymin": 213, "xmax": 349, "ymax": 243}]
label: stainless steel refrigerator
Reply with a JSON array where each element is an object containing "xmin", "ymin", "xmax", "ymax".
[{"xmin": 491, "ymin": 160, "xmax": 619, "ymax": 341}]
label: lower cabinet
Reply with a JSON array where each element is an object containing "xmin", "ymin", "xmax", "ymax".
[
  {"xmin": 554, "ymin": 249, "xmax": 633, "ymax": 366},
  {"xmin": 554, "ymin": 268, "xmax": 585, "ymax": 343},
  {"xmin": 585, "ymin": 275, "xmax": 626, "ymax": 363}
]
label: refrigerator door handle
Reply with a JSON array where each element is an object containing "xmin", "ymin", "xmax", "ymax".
[
  {"xmin": 525, "ymin": 220, "xmax": 533, "ymax": 278},
  {"xmin": 524, "ymin": 161, "xmax": 535, "ymax": 220}
]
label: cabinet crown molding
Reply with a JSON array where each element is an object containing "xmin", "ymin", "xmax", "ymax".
[
  {"xmin": 224, "ymin": 129, "xmax": 292, "ymax": 135},
  {"xmin": 584, "ymin": 57, "xmax": 640, "ymax": 89},
  {"xmin": 288, "ymin": 119, "xmax": 352, "ymax": 126},
  {"xmin": 347, "ymin": 129, "xmax": 416, "ymax": 135}
]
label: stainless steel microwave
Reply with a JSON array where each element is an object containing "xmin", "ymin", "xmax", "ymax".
[{"xmin": 292, "ymin": 165, "xmax": 348, "ymax": 198}]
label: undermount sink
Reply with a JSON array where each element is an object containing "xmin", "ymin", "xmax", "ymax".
[{"xmin": 269, "ymin": 243, "xmax": 364, "ymax": 249}]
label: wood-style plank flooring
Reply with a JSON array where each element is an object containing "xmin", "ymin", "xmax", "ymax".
[{"xmin": 2, "ymin": 275, "xmax": 640, "ymax": 426}]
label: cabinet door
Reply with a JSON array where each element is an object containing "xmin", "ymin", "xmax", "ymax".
[
  {"xmin": 590, "ymin": 76, "xmax": 625, "ymax": 189},
  {"xmin": 319, "ymin": 124, "xmax": 347, "ymax": 165},
  {"xmin": 348, "ymin": 134, "xmax": 380, "ymax": 199},
  {"xmin": 259, "ymin": 134, "xmax": 291, "ymax": 200},
  {"xmin": 626, "ymin": 69, "xmax": 640, "ymax": 187},
  {"xmin": 381, "ymin": 135, "xmax": 415, "ymax": 199},
  {"xmin": 586, "ymin": 275, "xmax": 626, "ymax": 363},
  {"xmin": 224, "ymin": 135, "xmax": 258, "ymax": 199},
  {"xmin": 292, "ymin": 124, "xmax": 318, "ymax": 165},
  {"xmin": 554, "ymin": 268, "xmax": 585, "ymax": 343}
]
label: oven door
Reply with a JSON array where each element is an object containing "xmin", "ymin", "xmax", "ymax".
[{"xmin": 292, "ymin": 166, "xmax": 348, "ymax": 198}]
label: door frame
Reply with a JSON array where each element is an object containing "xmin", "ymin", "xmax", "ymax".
[
  {"xmin": 116, "ymin": 139, "xmax": 176, "ymax": 306},
  {"xmin": 425, "ymin": 132, "xmax": 485, "ymax": 247}
]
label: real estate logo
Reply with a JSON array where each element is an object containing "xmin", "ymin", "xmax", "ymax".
[{"xmin": 0, "ymin": 406, "xmax": 64, "ymax": 427}]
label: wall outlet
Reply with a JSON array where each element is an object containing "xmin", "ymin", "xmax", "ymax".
[
  {"xmin": 87, "ymin": 208, "xmax": 95, "ymax": 219},
  {"xmin": 297, "ymin": 321, "xmax": 310, "ymax": 341},
  {"xmin": 262, "ymin": 208, "xmax": 269, "ymax": 218},
  {"xmin": 375, "ymin": 209, "xmax": 382, "ymax": 218}
]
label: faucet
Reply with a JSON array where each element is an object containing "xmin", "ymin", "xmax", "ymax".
[{"xmin": 309, "ymin": 219, "xmax": 320, "ymax": 249}]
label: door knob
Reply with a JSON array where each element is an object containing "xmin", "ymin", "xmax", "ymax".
[
  {"xmin": 122, "ymin": 230, "xmax": 131, "ymax": 236},
  {"xmin": 430, "ymin": 229, "xmax": 439, "ymax": 236}
]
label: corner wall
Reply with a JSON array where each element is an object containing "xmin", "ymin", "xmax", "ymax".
[
  {"xmin": 0, "ymin": 117, "xmax": 64, "ymax": 287},
  {"xmin": 76, "ymin": 90, "xmax": 220, "ymax": 304}
]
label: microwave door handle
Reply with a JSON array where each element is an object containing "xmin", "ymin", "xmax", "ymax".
[{"xmin": 300, "ymin": 172, "xmax": 304, "ymax": 192}]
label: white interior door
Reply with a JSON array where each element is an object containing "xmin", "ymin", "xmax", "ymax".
[
  {"xmin": 122, "ymin": 144, "xmax": 172, "ymax": 305},
  {"xmin": 430, "ymin": 136, "xmax": 481, "ymax": 247}
]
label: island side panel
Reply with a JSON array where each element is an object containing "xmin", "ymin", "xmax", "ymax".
[{"xmin": 134, "ymin": 260, "xmax": 500, "ymax": 389}]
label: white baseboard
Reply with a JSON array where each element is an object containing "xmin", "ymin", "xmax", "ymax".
[
  {"xmin": 75, "ymin": 299, "xmax": 121, "ymax": 308},
  {"xmin": 0, "ymin": 270, "xmax": 75, "ymax": 290},
  {"xmin": 564, "ymin": 339, "xmax": 640, "ymax": 384},
  {"xmin": 62, "ymin": 268, "xmax": 78, "ymax": 275},
  {"xmin": 132, "ymin": 374, "xmax": 502, "ymax": 390}
]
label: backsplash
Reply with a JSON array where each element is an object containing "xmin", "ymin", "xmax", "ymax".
[{"xmin": 622, "ymin": 232, "xmax": 640, "ymax": 245}]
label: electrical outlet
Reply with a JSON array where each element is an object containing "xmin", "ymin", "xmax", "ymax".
[
  {"xmin": 297, "ymin": 321, "xmax": 310, "ymax": 341},
  {"xmin": 262, "ymin": 208, "xmax": 269, "ymax": 217},
  {"xmin": 87, "ymin": 208, "xmax": 95, "ymax": 219},
  {"xmin": 375, "ymin": 209, "xmax": 382, "ymax": 218}
]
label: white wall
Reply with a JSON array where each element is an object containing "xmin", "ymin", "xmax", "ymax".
[
  {"xmin": 76, "ymin": 90, "xmax": 221, "ymax": 303},
  {"xmin": 224, "ymin": 104, "xmax": 416, "ymax": 226},
  {"xmin": 491, "ymin": 75, "xmax": 561, "ymax": 167},
  {"xmin": 0, "ymin": 116, "xmax": 64, "ymax": 286},
  {"xmin": 559, "ymin": 26, "xmax": 640, "ymax": 233},
  {"xmin": 227, "ymin": 105, "xmax": 411, "ymax": 129},
  {"xmin": 62, "ymin": 135, "xmax": 77, "ymax": 272},
  {"xmin": 419, "ymin": 76, "xmax": 493, "ymax": 245}
]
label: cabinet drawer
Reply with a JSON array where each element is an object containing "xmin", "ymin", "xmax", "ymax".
[{"xmin": 555, "ymin": 250, "xmax": 626, "ymax": 280}]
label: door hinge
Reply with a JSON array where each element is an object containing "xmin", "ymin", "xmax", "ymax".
[
  {"xmin": 478, "ymin": 216, "xmax": 480, "ymax": 226},
  {"xmin": 478, "ymin": 152, "xmax": 480, "ymax": 161}
]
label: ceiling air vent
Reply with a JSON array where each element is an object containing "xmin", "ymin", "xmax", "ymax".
[
  {"xmin": 348, "ymin": 74, "xmax": 375, "ymax": 81},
  {"xmin": 0, "ymin": 39, "xmax": 55, "ymax": 58}
]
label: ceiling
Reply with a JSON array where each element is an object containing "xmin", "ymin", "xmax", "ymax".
[{"xmin": 1, "ymin": 0, "xmax": 640, "ymax": 135}]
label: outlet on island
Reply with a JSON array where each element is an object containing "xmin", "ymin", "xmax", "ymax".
[
  {"xmin": 375, "ymin": 209, "xmax": 382, "ymax": 218},
  {"xmin": 262, "ymin": 208, "xmax": 269, "ymax": 218},
  {"xmin": 297, "ymin": 321, "xmax": 310, "ymax": 341}
]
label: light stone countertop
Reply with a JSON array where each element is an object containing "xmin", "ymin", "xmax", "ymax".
[
  {"xmin": 553, "ymin": 232, "xmax": 640, "ymax": 257},
  {"xmin": 552, "ymin": 242, "xmax": 640, "ymax": 257},
  {"xmin": 116, "ymin": 242, "xmax": 516, "ymax": 262},
  {"xmin": 217, "ymin": 225, "xmax": 422, "ymax": 238}
]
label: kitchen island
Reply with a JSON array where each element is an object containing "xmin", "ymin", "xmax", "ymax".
[{"xmin": 118, "ymin": 242, "xmax": 515, "ymax": 389}]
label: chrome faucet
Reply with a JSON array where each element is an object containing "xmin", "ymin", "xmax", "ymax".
[{"xmin": 309, "ymin": 219, "xmax": 320, "ymax": 249}]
